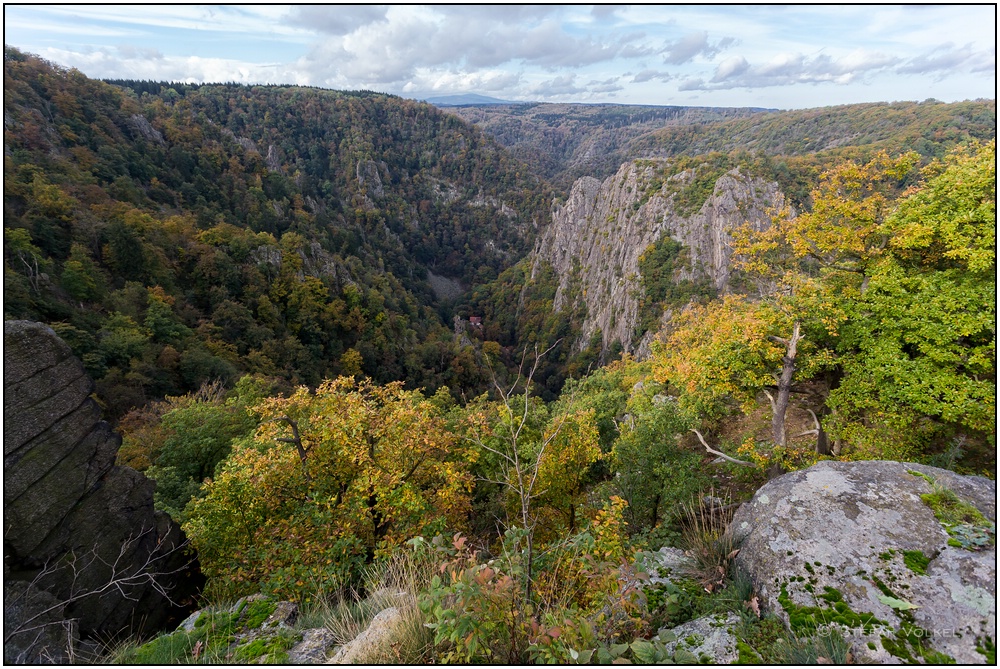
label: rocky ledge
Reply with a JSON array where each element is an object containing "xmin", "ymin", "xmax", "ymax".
[{"xmin": 4, "ymin": 320, "xmax": 202, "ymax": 663}]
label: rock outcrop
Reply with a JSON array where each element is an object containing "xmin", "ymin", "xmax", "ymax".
[
  {"xmin": 127, "ymin": 113, "xmax": 164, "ymax": 144},
  {"xmin": 732, "ymin": 460, "xmax": 996, "ymax": 664},
  {"xmin": 4, "ymin": 320, "xmax": 201, "ymax": 663},
  {"xmin": 660, "ymin": 612, "xmax": 740, "ymax": 664},
  {"xmin": 534, "ymin": 160, "xmax": 784, "ymax": 356},
  {"xmin": 356, "ymin": 159, "xmax": 386, "ymax": 199},
  {"xmin": 288, "ymin": 628, "xmax": 339, "ymax": 664},
  {"xmin": 327, "ymin": 606, "xmax": 406, "ymax": 664}
]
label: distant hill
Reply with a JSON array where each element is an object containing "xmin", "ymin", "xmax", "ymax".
[
  {"xmin": 443, "ymin": 103, "xmax": 778, "ymax": 189},
  {"xmin": 445, "ymin": 99, "xmax": 995, "ymax": 191},
  {"xmin": 633, "ymin": 99, "xmax": 997, "ymax": 161},
  {"xmin": 424, "ymin": 93, "xmax": 526, "ymax": 106}
]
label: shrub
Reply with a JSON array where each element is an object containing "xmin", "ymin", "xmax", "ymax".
[{"xmin": 419, "ymin": 497, "xmax": 645, "ymax": 664}]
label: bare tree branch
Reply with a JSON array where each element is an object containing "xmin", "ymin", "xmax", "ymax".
[
  {"xmin": 5, "ymin": 527, "xmax": 194, "ymax": 653},
  {"xmin": 792, "ymin": 409, "xmax": 823, "ymax": 439},
  {"xmin": 273, "ymin": 416, "xmax": 310, "ymax": 483},
  {"xmin": 691, "ymin": 429, "xmax": 755, "ymax": 467},
  {"xmin": 463, "ymin": 341, "xmax": 571, "ymax": 605}
]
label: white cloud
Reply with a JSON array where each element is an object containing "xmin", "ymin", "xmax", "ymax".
[
  {"xmin": 897, "ymin": 43, "xmax": 996, "ymax": 77},
  {"xmin": 31, "ymin": 5, "xmax": 306, "ymax": 37},
  {"xmin": 406, "ymin": 69, "xmax": 524, "ymax": 96},
  {"xmin": 632, "ymin": 69, "xmax": 674, "ymax": 83},
  {"xmin": 285, "ymin": 5, "xmax": 389, "ymax": 36},
  {"xmin": 37, "ymin": 46, "xmax": 310, "ymax": 86},
  {"xmin": 5, "ymin": 18, "xmax": 139, "ymax": 38},
  {"xmin": 661, "ymin": 31, "xmax": 732, "ymax": 65},
  {"xmin": 587, "ymin": 77, "xmax": 624, "ymax": 93},
  {"xmin": 691, "ymin": 49, "xmax": 901, "ymax": 91},
  {"xmin": 712, "ymin": 56, "xmax": 750, "ymax": 82},
  {"xmin": 4, "ymin": 5, "xmax": 995, "ymax": 108},
  {"xmin": 290, "ymin": 8, "xmax": 653, "ymax": 90}
]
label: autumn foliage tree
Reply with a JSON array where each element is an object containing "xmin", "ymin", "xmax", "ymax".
[
  {"xmin": 183, "ymin": 377, "xmax": 474, "ymax": 600},
  {"xmin": 650, "ymin": 291, "xmax": 834, "ymax": 461},
  {"xmin": 682, "ymin": 142, "xmax": 995, "ymax": 465}
]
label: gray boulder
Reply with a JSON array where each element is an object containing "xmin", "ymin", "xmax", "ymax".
[
  {"xmin": 732, "ymin": 460, "xmax": 996, "ymax": 664},
  {"xmin": 288, "ymin": 628, "xmax": 338, "ymax": 663},
  {"xmin": 327, "ymin": 606, "xmax": 405, "ymax": 664},
  {"xmin": 659, "ymin": 611, "xmax": 740, "ymax": 664},
  {"xmin": 4, "ymin": 320, "xmax": 201, "ymax": 662},
  {"xmin": 636, "ymin": 546, "xmax": 690, "ymax": 587},
  {"xmin": 262, "ymin": 600, "xmax": 299, "ymax": 629}
]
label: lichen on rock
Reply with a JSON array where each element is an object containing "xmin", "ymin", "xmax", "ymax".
[{"xmin": 732, "ymin": 460, "xmax": 996, "ymax": 664}]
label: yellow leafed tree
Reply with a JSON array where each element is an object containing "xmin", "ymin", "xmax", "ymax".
[{"xmin": 183, "ymin": 377, "xmax": 474, "ymax": 600}]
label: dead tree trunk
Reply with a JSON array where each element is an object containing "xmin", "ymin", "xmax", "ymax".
[
  {"xmin": 766, "ymin": 321, "xmax": 803, "ymax": 448},
  {"xmin": 791, "ymin": 409, "xmax": 830, "ymax": 455}
]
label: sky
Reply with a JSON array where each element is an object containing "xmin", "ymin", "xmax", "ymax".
[{"xmin": 4, "ymin": 4, "xmax": 996, "ymax": 109}]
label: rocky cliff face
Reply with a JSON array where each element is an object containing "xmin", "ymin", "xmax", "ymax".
[
  {"xmin": 4, "ymin": 321, "xmax": 201, "ymax": 663},
  {"xmin": 534, "ymin": 160, "xmax": 784, "ymax": 356}
]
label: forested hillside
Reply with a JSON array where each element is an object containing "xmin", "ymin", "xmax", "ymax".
[
  {"xmin": 635, "ymin": 99, "xmax": 996, "ymax": 161},
  {"xmin": 442, "ymin": 102, "xmax": 773, "ymax": 189},
  {"xmin": 446, "ymin": 99, "xmax": 995, "ymax": 194},
  {"xmin": 4, "ymin": 47, "xmax": 552, "ymax": 417},
  {"xmin": 4, "ymin": 46, "xmax": 996, "ymax": 665}
]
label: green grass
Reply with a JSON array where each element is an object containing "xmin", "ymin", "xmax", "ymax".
[
  {"xmin": 676, "ymin": 490, "xmax": 738, "ymax": 594},
  {"xmin": 976, "ymin": 637, "xmax": 996, "ymax": 664},
  {"xmin": 732, "ymin": 614, "xmax": 789, "ymax": 664},
  {"xmin": 112, "ymin": 608, "xmax": 242, "ymax": 664},
  {"xmin": 105, "ymin": 598, "xmax": 285, "ymax": 665},
  {"xmin": 230, "ymin": 629, "xmax": 298, "ymax": 664},
  {"xmin": 779, "ymin": 629, "xmax": 852, "ymax": 664}
]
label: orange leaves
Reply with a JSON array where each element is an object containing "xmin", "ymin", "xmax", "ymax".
[{"xmin": 452, "ymin": 533, "xmax": 467, "ymax": 552}]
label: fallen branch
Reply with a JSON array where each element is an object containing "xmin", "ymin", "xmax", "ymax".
[
  {"xmin": 792, "ymin": 409, "xmax": 822, "ymax": 439},
  {"xmin": 691, "ymin": 429, "xmax": 754, "ymax": 467}
]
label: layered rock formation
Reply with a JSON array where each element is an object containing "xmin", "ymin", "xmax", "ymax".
[
  {"xmin": 534, "ymin": 160, "xmax": 784, "ymax": 356},
  {"xmin": 4, "ymin": 320, "xmax": 201, "ymax": 663},
  {"xmin": 732, "ymin": 460, "xmax": 996, "ymax": 664}
]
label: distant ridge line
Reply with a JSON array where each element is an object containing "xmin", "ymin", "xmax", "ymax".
[
  {"xmin": 424, "ymin": 93, "xmax": 779, "ymax": 113},
  {"xmin": 423, "ymin": 93, "xmax": 528, "ymax": 106}
]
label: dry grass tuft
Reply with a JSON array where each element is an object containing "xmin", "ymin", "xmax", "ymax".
[
  {"xmin": 303, "ymin": 547, "xmax": 436, "ymax": 663},
  {"xmin": 677, "ymin": 488, "xmax": 739, "ymax": 593}
]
